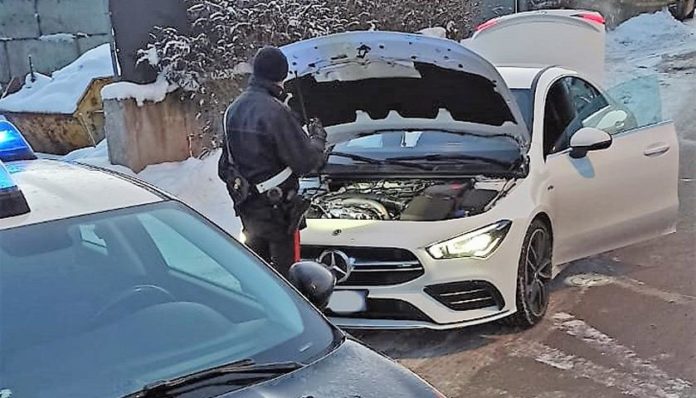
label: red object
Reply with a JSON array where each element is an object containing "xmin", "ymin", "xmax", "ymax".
[
  {"xmin": 293, "ymin": 230, "xmax": 301, "ymax": 263},
  {"xmin": 476, "ymin": 18, "xmax": 499, "ymax": 32},
  {"xmin": 573, "ymin": 12, "xmax": 605, "ymax": 25}
]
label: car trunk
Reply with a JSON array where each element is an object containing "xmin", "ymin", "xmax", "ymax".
[
  {"xmin": 281, "ymin": 32, "xmax": 530, "ymax": 150},
  {"xmin": 463, "ymin": 10, "xmax": 606, "ymax": 83}
]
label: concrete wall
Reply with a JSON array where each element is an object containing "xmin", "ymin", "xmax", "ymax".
[
  {"xmin": 104, "ymin": 93, "xmax": 205, "ymax": 173},
  {"xmin": 0, "ymin": 0, "xmax": 112, "ymax": 85}
]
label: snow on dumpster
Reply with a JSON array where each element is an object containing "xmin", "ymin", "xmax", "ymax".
[{"xmin": 0, "ymin": 44, "xmax": 114, "ymax": 155}]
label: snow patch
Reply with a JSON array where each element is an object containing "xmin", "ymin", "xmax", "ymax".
[
  {"xmin": 605, "ymin": 11, "xmax": 696, "ymax": 124},
  {"xmin": 0, "ymin": 389, "xmax": 11, "ymax": 398},
  {"xmin": 0, "ymin": 44, "xmax": 114, "ymax": 114},
  {"xmin": 138, "ymin": 46, "xmax": 160, "ymax": 67},
  {"xmin": 39, "ymin": 33, "xmax": 76, "ymax": 43},
  {"xmin": 608, "ymin": 10, "xmax": 695, "ymax": 58},
  {"xmin": 553, "ymin": 313, "xmax": 692, "ymax": 394},
  {"xmin": 101, "ymin": 75, "xmax": 178, "ymax": 106},
  {"xmin": 535, "ymin": 350, "xmax": 575, "ymax": 371},
  {"xmin": 418, "ymin": 27, "xmax": 447, "ymax": 38},
  {"xmin": 514, "ymin": 342, "xmax": 674, "ymax": 398},
  {"xmin": 233, "ymin": 62, "xmax": 253, "ymax": 75},
  {"xmin": 64, "ymin": 142, "xmax": 241, "ymax": 237}
]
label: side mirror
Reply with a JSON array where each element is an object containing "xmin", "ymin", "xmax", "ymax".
[
  {"xmin": 570, "ymin": 127, "xmax": 613, "ymax": 159},
  {"xmin": 288, "ymin": 261, "xmax": 336, "ymax": 310}
]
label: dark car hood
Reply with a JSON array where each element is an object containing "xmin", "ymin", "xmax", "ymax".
[{"xmin": 228, "ymin": 339, "xmax": 439, "ymax": 398}]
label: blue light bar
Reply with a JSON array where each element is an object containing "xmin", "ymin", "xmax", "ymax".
[
  {"xmin": 0, "ymin": 161, "xmax": 30, "ymax": 218},
  {"xmin": 0, "ymin": 120, "xmax": 37, "ymax": 163}
]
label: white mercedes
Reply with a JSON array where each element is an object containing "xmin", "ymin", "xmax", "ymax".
[{"xmin": 283, "ymin": 11, "xmax": 679, "ymax": 329}]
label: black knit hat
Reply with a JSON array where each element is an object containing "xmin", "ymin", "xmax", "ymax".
[{"xmin": 253, "ymin": 46, "xmax": 289, "ymax": 82}]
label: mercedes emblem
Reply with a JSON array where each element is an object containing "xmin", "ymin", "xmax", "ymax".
[{"xmin": 317, "ymin": 250, "xmax": 354, "ymax": 283}]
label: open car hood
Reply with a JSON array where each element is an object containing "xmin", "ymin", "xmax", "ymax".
[{"xmin": 281, "ymin": 31, "xmax": 530, "ymax": 151}]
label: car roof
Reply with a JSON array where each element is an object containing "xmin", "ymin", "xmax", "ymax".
[
  {"xmin": 0, "ymin": 159, "xmax": 164, "ymax": 231},
  {"xmin": 496, "ymin": 66, "xmax": 545, "ymax": 90}
]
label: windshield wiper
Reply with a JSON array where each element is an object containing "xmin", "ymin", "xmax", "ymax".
[
  {"xmin": 123, "ymin": 359, "xmax": 304, "ymax": 397},
  {"xmin": 386, "ymin": 153, "xmax": 514, "ymax": 168},
  {"xmin": 329, "ymin": 151, "xmax": 432, "ymax": 170}
]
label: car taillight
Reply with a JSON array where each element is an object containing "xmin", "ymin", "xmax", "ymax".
[
  {"xmin": 573, "ymin": 12, "xmax": 605, "ymax": 25},
  {"xmin": 476, "ymin": 18, "xmax": 498, "ymax": 32}
]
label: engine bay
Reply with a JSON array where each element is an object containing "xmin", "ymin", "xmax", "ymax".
[{"xmin": 304, "ymin": 177, "xmax": 516, "ymax": 221}]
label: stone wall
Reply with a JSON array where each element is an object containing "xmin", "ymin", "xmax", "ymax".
[{"xmin": 0, "ymin": 0, "xmax": 112, "ymax": 86}]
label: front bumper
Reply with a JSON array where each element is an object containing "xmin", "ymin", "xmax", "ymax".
[{"xmin": 301, "ymin": 218, "xmax": 528, "ymax": 330}]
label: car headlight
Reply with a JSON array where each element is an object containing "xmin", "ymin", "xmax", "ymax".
[{"xmin": 426, "ymin": 220, "xmax": 512, "ymax": 260}]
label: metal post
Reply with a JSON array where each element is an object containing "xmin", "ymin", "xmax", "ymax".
[{"xmin": 105, "ymin": 0, "xmax": 121, "ymax": 81}]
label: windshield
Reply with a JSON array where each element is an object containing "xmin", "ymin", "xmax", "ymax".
[
  {"xmin": 329, "ymin": 130, "xmax": 523, "ymax": 171},
  {"xmin": 0, "ymin": 201, "xmax": 336, "ymax": 398}
]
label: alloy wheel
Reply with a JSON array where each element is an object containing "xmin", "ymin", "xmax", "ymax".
[{"xmin": 524, "ymin": 228, "xmax": 552, "ymax": 318}]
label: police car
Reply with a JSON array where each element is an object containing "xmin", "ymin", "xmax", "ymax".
[{"xmin": 0, "ymin": 120, "xmax": 445, "ymax": 398}]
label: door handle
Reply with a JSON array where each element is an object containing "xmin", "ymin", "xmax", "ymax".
[{"xmin": 643, "ymin": 144, "xmax": 670, "ymax": 157}]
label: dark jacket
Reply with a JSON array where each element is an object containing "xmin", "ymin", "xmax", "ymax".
[{"xmin": 218, "ymin": 76, "xmax": 326, "ymax": 193}]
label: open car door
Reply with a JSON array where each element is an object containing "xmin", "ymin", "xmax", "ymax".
[
  {"xmin": 463, "ymin": 10, "xmax": 606, "ymax": 83},
  {"xmin": 544, "ymin": 74, "xmax": 680, "ymax": 264}
]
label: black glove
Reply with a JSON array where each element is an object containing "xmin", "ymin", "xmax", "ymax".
[{"xmin": 308, "ymin": 118, "xmax": 327, "ymax": 141}]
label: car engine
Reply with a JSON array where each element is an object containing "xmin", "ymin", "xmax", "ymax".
[{"xmin": 305, "ymin": 178, "xmax": 514, "ymax": 221}]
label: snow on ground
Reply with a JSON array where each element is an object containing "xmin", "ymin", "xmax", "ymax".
[
  {"xmin": 63, "ymin": 11, "xmax": 696, "ymax": 234},
  {"xmin": 606, "ymin": 10, "xmax": 696, "ymax": 122},
  {"xmin": 68, "ymin": 145, "xmax": 240, "ymax": 236},
  {"xmin": 607, "ymin": 10, "xmax": 695, "ymax": 62},
  {"xmin": 0, "ymin": 44, "xmax": 114, "ymax": 114}
]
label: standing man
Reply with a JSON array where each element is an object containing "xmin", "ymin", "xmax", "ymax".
[{"xmin": 218, "ymin": 46, "xmax": 328, "ymax": 277}]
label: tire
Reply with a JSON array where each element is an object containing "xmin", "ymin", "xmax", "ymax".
[
  {"xmin": 675, "ymin": 0, "xmax": 695, "ymax": 20},
  {"xmin": 500, "ymin": 219, "xmax": 553, "ymax": 328}
]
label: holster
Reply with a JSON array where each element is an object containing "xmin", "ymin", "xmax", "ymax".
[
  {"xmin": 223, "ymin": 168, "xmax": 252, "ymax": 209},
  {"xmin": 283, "ymin": 195, "xmax": 311, "ymax": 235}
]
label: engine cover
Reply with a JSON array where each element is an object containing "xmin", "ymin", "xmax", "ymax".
[{"xmin": 400, "ymin": 183, "xmax": 472, "ymax": 221}]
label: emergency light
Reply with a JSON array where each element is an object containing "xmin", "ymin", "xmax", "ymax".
[
  {"xmin": 0, "ymin": 120, "xmax": 37, "ymax": 163},
  {"xmin": 0, "ymin": 160, "xmax": 30, "ymax": 218}
]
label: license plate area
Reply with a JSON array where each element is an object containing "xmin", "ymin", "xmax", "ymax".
[{"xmin": 327, "ymin": 290, "xmax": 367, "ymax": 314}]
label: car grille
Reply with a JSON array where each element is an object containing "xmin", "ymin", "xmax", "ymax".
[
  {"xmin": 301, "ymin": 246, "xmax": 424, "ymax": 286},
  {"xmin": 425, "ymin": 281, "xmax": 505, "ymax": 312},
  {"xmin": 325, "ymin": 298, "xmax": 433, "ymax": 323}
]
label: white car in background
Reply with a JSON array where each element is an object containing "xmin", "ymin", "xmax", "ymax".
[{"xmin": 285, "ymin": 10, "xmax": 679, "ymax": 329}]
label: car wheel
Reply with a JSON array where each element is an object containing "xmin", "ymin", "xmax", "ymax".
[
  {"xmin": 501, "ymin": 220, "xmax": 553, "ymax": 328},
  {"xmin": 674, "ymin": 0, "xmax": 695, "ymax": 20}
]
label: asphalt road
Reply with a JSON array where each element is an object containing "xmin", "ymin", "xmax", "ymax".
[{"xmin": 355, "ymin": 41, "xmax": 696, "ymax": 398}]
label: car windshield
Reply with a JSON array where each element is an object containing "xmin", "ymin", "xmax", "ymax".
[
  {"xmin": 329, "ymin": 130, "xmax": 523, "ymax": 171},
  {"xmin": 0, "ymin": 201, "xmax": 336, "ymax": 398}
]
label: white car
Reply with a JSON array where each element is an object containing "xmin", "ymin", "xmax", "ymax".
[{"xmin": 283, "ymin": 11, "xmax": 679, "ymax": 329}]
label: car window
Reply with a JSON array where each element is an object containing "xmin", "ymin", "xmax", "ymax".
[
  {"xmin": 544, "ymin": 77, "xmax": 631, "ymax": 156},
  {"xmin": 511, "ymin": 88, "xmax": 533, "ymax": 132},
  {"xmin": 543, "ymin": 79, "xmax": 576, "ymax": 155},
  {"xmin": 330, "ymin": 130, "xmax": 523, "ymax": 169},
  {"xmin": 566, "ymin": 77, "xmax": 608, "ymax": 115}
]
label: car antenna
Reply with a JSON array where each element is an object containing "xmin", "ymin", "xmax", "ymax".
[{"xmin": 293, "ymin": 71, "xmax": 311, "ymax": 126}]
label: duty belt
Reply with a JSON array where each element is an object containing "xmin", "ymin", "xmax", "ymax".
[{"xmin": 255, "ymin": 167, "xmax": 293, "ymax": 194}]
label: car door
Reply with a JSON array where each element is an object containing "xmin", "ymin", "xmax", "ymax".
[{"xmin": 544, "ymin": 76, "xmax": 679, "ymax": 264}]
